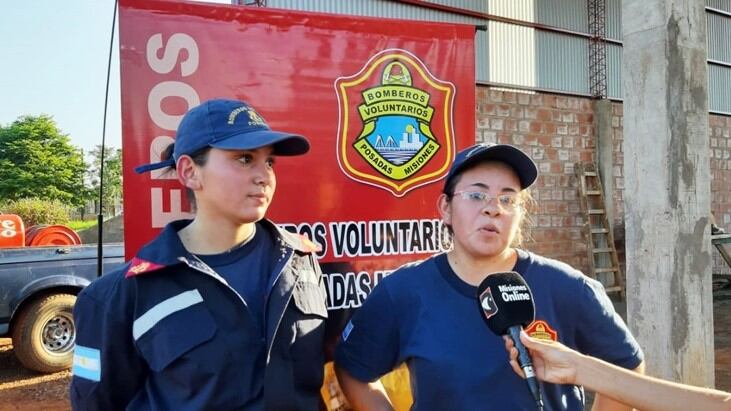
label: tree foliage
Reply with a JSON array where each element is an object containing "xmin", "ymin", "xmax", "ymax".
[
  {"xmin": 86, "ymin": 145, "xmax": 123, "ymax": 215},
  {"xmin": 0, "ymin": 115, "xmax": 88, "ymax": 206},
  {"xmin": 0, "ymin": 198, "xmax": 70, "ymax": 227}
]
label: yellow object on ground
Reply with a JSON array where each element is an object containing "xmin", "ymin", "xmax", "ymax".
[{"xmin": 321, "ymin": 362, "xmax": 413, "ymax": 410}]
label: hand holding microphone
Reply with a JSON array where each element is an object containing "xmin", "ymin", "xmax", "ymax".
[
  {"xmin": 504, "ymin": 330, "xmax": 580, "ymax": 385},
  {"xmin": 505, "ymin": 331, "xmax": 731, "ymax": 411},
  {"xmin": 477, "ymin": 272, "xmax": 543, "ymax": 411}
]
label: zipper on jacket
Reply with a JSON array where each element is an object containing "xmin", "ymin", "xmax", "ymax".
[
  {"xmin": 177, "ymin": 255, "xmax": 250, "ymax": 309},
  {"xmin": 265, "ymin": 239, "xmax": 296, "ymax": 362}
]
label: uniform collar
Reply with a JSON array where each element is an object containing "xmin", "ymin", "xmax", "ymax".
[{"xmin": 125, "ymin": 219, "xmax": 318, "ymax": 278}]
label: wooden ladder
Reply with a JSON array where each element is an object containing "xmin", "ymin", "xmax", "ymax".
[{"xmin": 575, "ymin": 163, "xmax": 624, "ymax": 298}]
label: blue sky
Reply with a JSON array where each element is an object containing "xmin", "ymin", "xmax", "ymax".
[{"xmin": 0, "ymin": 1, "xmax": 229, "ymax": 155}]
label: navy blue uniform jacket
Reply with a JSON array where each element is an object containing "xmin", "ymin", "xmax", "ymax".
[{"xmin": 69, "ymin": 219, "xmax": 328, "ymax": 410}]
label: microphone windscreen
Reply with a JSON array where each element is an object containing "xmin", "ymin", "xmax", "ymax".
[{"xmin": 477, "ymin": 271, "xmax": 535, "ymax": 335}]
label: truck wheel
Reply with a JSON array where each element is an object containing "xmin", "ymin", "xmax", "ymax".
[{"xmin": 11, "ymin": 293, "xmax": 77, "ymax": 373}]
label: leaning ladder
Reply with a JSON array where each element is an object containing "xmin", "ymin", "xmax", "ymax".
[{"xmin": 575, "ymin": 163, "xmax": 624, "ymax": 298}]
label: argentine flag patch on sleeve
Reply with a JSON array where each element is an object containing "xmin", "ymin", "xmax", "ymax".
[
  {"xmin": 342, "ymin": 320, "xmax": 354, "ymax": 342},
  {"xmin": 73, "ymin": 345, "xmax": 101, "ymax": 382}
]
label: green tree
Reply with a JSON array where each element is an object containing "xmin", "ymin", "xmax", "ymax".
[
  {"xmin": 0, "ymin": 115, "xmax": 87, "ymax": 207},
  {"xmin": 87, "ymin": 145, "xmax": 123, "ymax": 215},
  {"xmin": 0, "ymin": 198, "xmax": 70, "ymax": 227}
]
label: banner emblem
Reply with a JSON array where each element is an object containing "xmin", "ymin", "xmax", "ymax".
[{"xmin": 336, "ymin": 49, "xmax": 455, "ymax": 196}]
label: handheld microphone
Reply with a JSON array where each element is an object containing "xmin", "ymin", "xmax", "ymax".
[{"xmin": 477, "ymin": 271, "xmax": 543, "ymax": 411}]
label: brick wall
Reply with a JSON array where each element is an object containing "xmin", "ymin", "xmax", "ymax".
[
  {"xmin": 475, "ymin": 86, "xmax": 731, "ymax": 276},
  {"xmin": 476, "ymin": 87, "xmax": 596, "ymax": 273},
  {"xmin": 709, "ymin": 115, "xmax": 731, "ymax": 275}
]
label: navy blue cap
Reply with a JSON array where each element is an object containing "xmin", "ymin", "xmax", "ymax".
[
  {"xmin": 444, "ymin": 143, "xmax": 538, "ymax": 190},
  {"xmin": 135, "ymin": 99, "xmax": 310, "ymax": 173}
]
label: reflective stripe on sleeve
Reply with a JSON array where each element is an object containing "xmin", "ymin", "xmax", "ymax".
[{"xmin": 132, "ymin": 289, "xmax": 203, "ymax": 340}]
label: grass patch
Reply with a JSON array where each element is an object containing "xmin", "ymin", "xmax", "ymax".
[{"xmin": 66, "ymin": 220, "xmax": 97, "ymax": 232}]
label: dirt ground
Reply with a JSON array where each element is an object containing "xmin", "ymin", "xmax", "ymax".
[
  {"xmin": 0, "ymin": 340, "xmax": 70, "ymax": 411},
  {"xmin": 714, "ymin": 278, "xmax": 731, "ymax": 393},
  {"xmin": 0, "ymin": 284, "xmax": 729, "ymax": 411}
]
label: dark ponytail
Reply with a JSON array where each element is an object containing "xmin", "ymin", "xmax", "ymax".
[
  {"xmin": 163, "ymin": 143, "xmax": 211, "ymax": 209},
  {"xmin": 161, "ymin": 143, "xmax": 176, "ymax": 168}
]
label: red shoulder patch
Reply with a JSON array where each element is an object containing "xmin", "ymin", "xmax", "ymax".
[
  {"xmin": 125, "ymin": 257, "xmax": 166, "ymax": 278},
  {"xmin": 297, "ymin": 234, "xmax": 322, "ymax": 253},
  {"xmin": 525, "ymin": 320, "xmax": 558, "ymax": 342}
]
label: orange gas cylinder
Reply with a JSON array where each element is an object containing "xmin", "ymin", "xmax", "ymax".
[
  {"xmin": 0, "ymin": 214, "xmax": 26, "ymax": 248},
  {"xmin": 25, "ymin": 225, "xmax": 82, "ymax": 246}
]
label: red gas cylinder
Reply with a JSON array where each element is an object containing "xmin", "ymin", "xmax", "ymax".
[
  {"xmin": 25, "ymin": 225, "xmax": 82, "ymax": 246},
  {"xmin": 0, "ymin": 214, "xmax": 26, "ymax": 248}
]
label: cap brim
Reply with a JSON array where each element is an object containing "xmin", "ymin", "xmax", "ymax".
[
  {"xmin": 210, "ymin": 129, "xmax": 310, "ymax": 156},
  {"xmin": 452, "ymin": 145, "xmax": 538, "ymax": 189}
]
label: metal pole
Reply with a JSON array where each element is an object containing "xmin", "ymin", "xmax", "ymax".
[{"xmin": 97, "ymin": 0, "xmax": 118, "ymax": 277}]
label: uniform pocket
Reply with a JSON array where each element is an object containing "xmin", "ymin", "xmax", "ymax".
[
  {"xmin": 290, "ymin": 282, "xmax": 328, "ymax": 391},
  {"xmin": 136, "ymin": 301, "xmax": 217, "ymax": 372},
  {"xmin": 290, "ymin": 281, "xmax": 327, "ymax": 362},
  {"xmin": 292, "ymin": 281, "xmax": 328, "ymax": 319}
]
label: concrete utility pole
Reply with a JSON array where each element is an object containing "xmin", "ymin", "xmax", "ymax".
[{"xmin": 623, "ymin": 0, "xmax": 713, "ymax": 385}]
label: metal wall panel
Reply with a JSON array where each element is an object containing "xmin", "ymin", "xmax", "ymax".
[
  {"xmin": 488, "ymin": 0, "xmax": 587, "ymax": 32},
  {"xmin": 536, "ymin": 31, "xmax": 589, "ymax": 93},
  {"xmin": 708, "ymin": 13, "xmax": 731, "ymax": 63},
  {"xmin": 487, "ymin": 0, "xmax": 535, "ymax": 21},
  {"xmin": 483, "ymin": 0, "xmax": 533, "ymax": 87},
  {"xmin": 707, "ymin": 0, "xmax": 731, "ymax": 13},
  {"xmin": 486, "ymin": 21, "xmax": 536, "ymax": 88},
  {"xmin": 535, "ymin": 0, "xmax": 587, "ymax": 32},
  {"xmin": 606, "ymin": 0, "xmax": 622, "ymax": 40},
  {"xmin": 263, "ymin": 0, "xmax": 731, "ymax": 104},
  {"xmin": 266, "ymin": 0, "xmax": 479, "ymax": 23},
  {"xmin": 476, "ymin": 31, "xmax": 489, "ymax": 82},
  {"xmin": 265, "ymin": 0, "xmax": 487, "ymax": 82},
  {"xmin": 607, "ymin": 43, "xmax": 622, "ymax": 99},
  {"xmin": 428, "ymin": 0, "xmax": 487, "ymax": 13},
  {"xmin": 710, "ymin": 65, "xmax": 731, "ymax": 114}
]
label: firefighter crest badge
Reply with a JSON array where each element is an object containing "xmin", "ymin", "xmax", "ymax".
[{"xmin": 335, "ymin": 49, "xmax": 456, "ymax": 196}]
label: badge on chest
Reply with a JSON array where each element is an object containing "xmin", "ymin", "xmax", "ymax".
[{"xmin": 525, "ymin": 320, "xmax": 558, "ymax": 341}]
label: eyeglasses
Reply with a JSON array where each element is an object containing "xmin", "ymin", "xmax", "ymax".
[{"xmin": 452, "ymin": 191, "xmax": 523, "ymax": 213}]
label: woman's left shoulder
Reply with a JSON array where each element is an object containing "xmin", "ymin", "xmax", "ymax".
[
  {"xmin": 263, "ymin": 219, "xmax": 321, "ymax": 255},
  {"xmin": 521, "ymin": 250, "xmax": 589, "ymax": 289}
]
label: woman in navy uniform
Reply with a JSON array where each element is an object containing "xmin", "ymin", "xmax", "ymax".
[
  {"xmin": 70, "ymin": 99, "xmax": 328, "ymax": 410},
  {"xmin": 334, "ymin": 143, "xmax": 645, "ymax": 411}
]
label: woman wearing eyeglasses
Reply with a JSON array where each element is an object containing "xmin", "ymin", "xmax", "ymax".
[{"xmin": 334, "ymin": 143, "xmax": 645, "ymax": 411}]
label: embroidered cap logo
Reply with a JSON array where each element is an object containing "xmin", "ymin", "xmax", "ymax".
[{"xmin": 228, "ymin": 107, "xmax": 268, "ymax": 127}]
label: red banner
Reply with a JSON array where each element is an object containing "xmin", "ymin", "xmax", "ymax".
[{"xmin": 119, "ymin": 0, "xmax": 475, "ymax": 312}]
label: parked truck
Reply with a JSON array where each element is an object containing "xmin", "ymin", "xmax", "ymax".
[{"xmin": 0, "ymin": 214, "xmax": 124, "ymax": 372}]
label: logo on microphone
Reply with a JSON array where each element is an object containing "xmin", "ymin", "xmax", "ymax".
[{"xmin": 479, "ymin": 287, "xmax": 498, "ymax": 320}]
